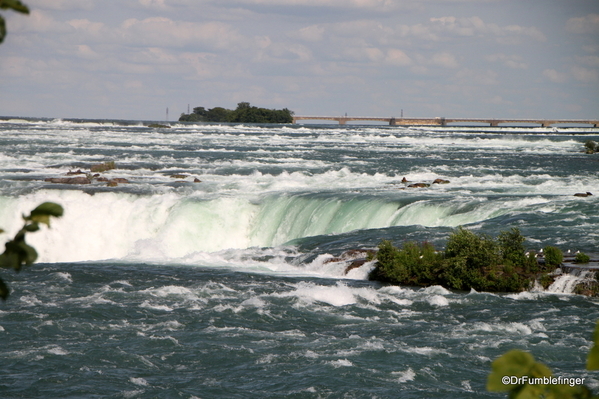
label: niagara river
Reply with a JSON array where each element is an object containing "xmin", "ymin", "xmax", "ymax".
[{"xmin": 1, "ymin": 118, "xmax": 598, "ymax": 398}]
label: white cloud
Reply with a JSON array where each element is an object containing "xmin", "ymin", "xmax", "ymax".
[
  {"xmin": 27, "ymin": 0, "xmax": 94, "ymax": 10},
  {"xmin": 542, "ymin": 69, "xmax": 568, "ymax": 84},
  {"xmin": 292, "ymin": 25, "xmax": 326, "ymax": 42},
  {"xmin": 2, "ymin": 0, "xmax": 597, "ymax": 120},
  {"xmin": 566, "ymin": 14, "xmax": 599, "ymax": 34},
  {"xmin": 225, "ymin": 0, "xmax": 397, "ymax": 10},
  {"xmin": 8, "ymin": 10, "xmax": 70, "ymax": 33},
  {"xmin": 486, "ymin": 53, "xmax": 527, "ymax": 69},
  {"xmin": 582, "ymin": 45, "xmax": 599, "ymax": 54},
  {"xmin": 454, "ymin": 68, "xmax": 498, "ymax": 85},
  {"xmin": 180, "ymin": 52, "xmax": 219, "ymax": 79},
  {"xmin": 571, "ymin": 66, "xmax": 598, "ymax": 83},
  {"xmin": 576, "ymin": 55, "xmax": 599, "ymax": 67},
  {"xmin": 486, "ymin": 95, "xmax": 511, "ymax": 105},
  {"xmin": 542, "ymin": 67, "xmax": 598, "ymax": 84},
  {"xmin": 256, "ymin": 42, "xmax": 313, "ymax": 63},
  {"xmin": 385, "ymin": 49, "xmax": 412, "ymax": 66},
  {"xmin": 429, "ymin": 16, "xmax": 546, "ymax": 43},
  {"xmin": 429, "ymin": 16, "xmax": 483, "ymax": 36},
  {"xmin": 429, "ymin": 52, "xmax": 458, "ymax": 68},
  {"xmin": 138, "ymin": 0, "xmax": 169, "ymax": 9},
  {"xmin": 74, "ymin": 44, "xmax": 100, "ymax": 60},
  {"xmin": 68, "ymin": 19, "xmax": 105, "ymax": 37},
  {"xmin": 120, "ymin": 18, "xmax": 247, "ymax": 50}
]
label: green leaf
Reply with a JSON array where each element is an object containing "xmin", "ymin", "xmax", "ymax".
[
  {"xmin": 4, "ymin": 239, "xmax": 38, "ymax": 270},
  {"xmin": 488, "ymin": 350, "xmax": 536, "ymax": 392},
  {"xmin": 528, "ymin": 361, "xmax": 552, "ymax": 379},
  {"xmin": 29, "ymin": 202, "xmax": 64, "ymax": 217},
  {"xmin": 18, "ymin": 241, "xmax": 38, "ymax": 265},
  {"xmin": 0, "ymin": 277, "xmax": 9, "ymax": 301},
  {"xmin": 0, "ymin": 252, "xmax": 19, "ymax": 270},
  {"xmin": 25, "ymin": 202, "xmax": 64, "ymax": 227},
  {"xmin": 0, "ymin": 15, "xmax": 6, "ymax": 44},
  {"xmin": 511, "ymin": 383, "xmax": 547, "ymax": 399},
  {"xmin": 0, "ymin": 0, "xmax": 30, "ymax": 14},
  {"xmin": 587, "ymin": 321, "xmax": 599, "ymax": 370},
  {"xmin": 24, "ymin": 222, "xmax": 40, "ymax": 232}
]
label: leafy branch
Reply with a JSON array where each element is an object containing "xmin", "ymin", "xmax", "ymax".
[
  {"xmin": 488, "ymin": 320, "xmax": 599, "ymax": 398},
  {"xmin": 0, "ymin": 202, "xmax": 63, "ymax": 300},
  {"xmin": 0, "ymin": 0, "xmax": 30, "ymax": 44}
]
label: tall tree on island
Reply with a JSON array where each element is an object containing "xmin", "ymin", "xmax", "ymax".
[{"xmin": 180, "ymin": 102, "xmax": 293, "ymax": 123}]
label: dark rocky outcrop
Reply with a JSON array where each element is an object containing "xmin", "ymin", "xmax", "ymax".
[
  {"xmin": 44, "ymin": 176, "xmax": 91, "ymax": 184},
  {"xmin": 344, "ymin": 259, "xmax": 369, "ymax": 274},
  {"xmin": 400, "ymin": 177, "xmax": 450, "ymax": 188},
  {"xmin": 574, "ymin": 192, "xmax": 593, "ymax": 197},
  {"xmin": 321, "ymin": 249, "xmax": 376, "ymax": 275},
  {"xmin": 90, "ymin": 161, "xmax": 115, "ymax": 173}
]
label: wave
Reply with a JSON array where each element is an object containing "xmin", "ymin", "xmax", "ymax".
[{"xmin": 0, "ymin": 188, "xmax": 587, "ymax": 265}]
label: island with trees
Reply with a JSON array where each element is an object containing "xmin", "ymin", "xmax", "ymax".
[
  {"xmin": 368, "ymin": 226, "xmax": 598, "ymax": 296},
  {"xmin": 179, "ymin": 102, "xmax": 294, "ymax": 124}
]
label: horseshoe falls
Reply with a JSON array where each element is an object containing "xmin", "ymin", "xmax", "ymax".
[{"xmin": 1, "ymin": 119, "xmax": 598, "ymax": 398}]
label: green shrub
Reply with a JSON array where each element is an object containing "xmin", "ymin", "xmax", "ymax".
[
  {"xmin": 370, "ymin": 240, "xmax": 443, "ymax": 286},
  {"xmin": 370, "ymin": 228, "xmax": 545, "ymax": 293},
  {"xmin": 445, "ymin": 227, "xmax": 501, "ymax": 271},
  {"xmin": 498, "ymin": 228, "xmax": 526, "ymax": 266},
  {"xmin": 543, "ymin": 246, "xmax": 563, "ymax": 268},
  {"xmin": 525, "ymin": 251, "xmax": 540, "ymax": 273},
  {"xmin": 575, "ymin": 252, "xmax": 591, "ymax": 264},
  {"xmin": 539, "ymin": 273, "xmax": 554, "ymax": 289}
]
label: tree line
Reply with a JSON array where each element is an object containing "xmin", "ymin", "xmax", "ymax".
[{"xmin": 179, "ymin": 102, "xmax": 294, "ymax": 123}]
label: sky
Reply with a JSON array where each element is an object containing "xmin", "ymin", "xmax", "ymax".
[{"xmin": 1, "ymin": 0, "xmax": 598, "ymax": 121}]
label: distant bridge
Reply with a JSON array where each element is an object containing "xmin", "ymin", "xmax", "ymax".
[{"xmin": 292, "ymin": 116, "xmax": 599, "ymax": 127}]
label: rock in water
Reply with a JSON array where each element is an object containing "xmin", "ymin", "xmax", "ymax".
[{"xmin": 44, "ymin": 176, "xmax": 91, "ymax": 184}]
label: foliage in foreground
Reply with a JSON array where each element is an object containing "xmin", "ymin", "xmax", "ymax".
[
  {"xmin": 179, "ymin": 102, "xmax": 294, "ymax": 123},
  {"xmin": 576, "ymin": 252, "xmax": 591, "ymax": 264},
  {"xmin": 487, "ymin": 320, "xmax": 599, "ymax": 398},
  {"xmin": 584, "ymin": 140, "xmax": 598, "ymax": 154},
  {"xmin": 0, "ymin": 202, "xmax": 63, "ymax": 300},
  {"xmin": 369, "ymin": 227, "xmax": 558, "ymax": 293},
  {"xmin": 0, "ymin": 0, "xmax": 29, "ymax": 44}
]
